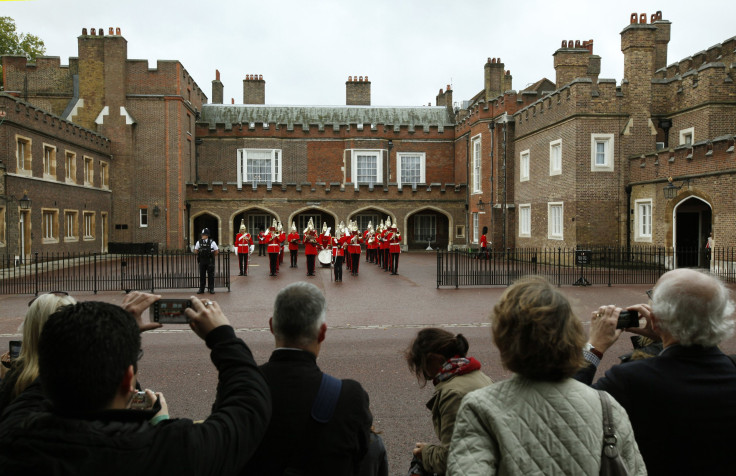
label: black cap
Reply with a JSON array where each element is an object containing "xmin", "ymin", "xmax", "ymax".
[{"xmin": 201, "ymin": 228, "xmax": 210, "ymax": 236}]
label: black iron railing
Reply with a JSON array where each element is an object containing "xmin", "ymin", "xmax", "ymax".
[
  {"xmin": 437, "ymin": 246, "xmax": 732, "ymax": 288},
  {"xmin": 0, "ymin": 251, "xmax": 231, "ymax": 295}
]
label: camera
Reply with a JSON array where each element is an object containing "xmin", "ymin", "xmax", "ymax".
[
  {"xmin": 9, "ymin": 341, "xmax": 22, "ymax": 360},
  {"xmin": 617, "ymin": 310, "xmax": 640, "ymax": 329},
  {"xmin": 151, "ymin": 299, "xmax": 192, "ymax": 324},
  {"xmin": 129, "ymin": 391, "xmax": 150, "ymax": 410}
]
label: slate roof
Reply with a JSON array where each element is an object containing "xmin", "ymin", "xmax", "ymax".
[{"xmin": 200, "ymin": 104, "xmax": 455, "ymax": 132}]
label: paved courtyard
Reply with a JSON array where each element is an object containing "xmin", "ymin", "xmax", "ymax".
[{"xmin": 2, "ymin": 251, "xmax": 735, "ymax": 474}]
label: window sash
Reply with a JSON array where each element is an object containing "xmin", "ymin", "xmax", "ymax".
[
  {"xmin": 84, "ymin": 214, "xmax": 94, "ymax": 237},
  {"xmin": 414, "ymin": 215, "xmax": 436, "ymax": 242},
  {"xmin": 472, "ymin": 213, "xmax": 479, "ymax": 244},
  {"xmin": 65, "ymin": 213, "xmax": 75, "ymax": 238},
  {"xmin": 520, "ymin": 152, "xmax": 530, "ymax": 181},
  {"xmin": 550, "ymin": 143, "xmax": 561, "ymax": 174},
  {"xmin": 638, "ymin": 203, "xmax": 652, "ymax": 237},
  {"xmin": 400, "ymin": 155, "xmax": 422, "ymax": 185},
  {"xmin": 520, "ymin": 207, "xmax": 531, "ymax": 236},
  {"xmin": 356, "ymin": 154, "xmax": 378, "ymax": 184},
  {"xmin": 240, "ymin": 149, "xmax": 281, "ymax": 185},
  {"xmin": 549, "ymin": 205, "xmax": 563, "ymax": 238},
  {"xmin": 140, "ymin": 209, "xmax": 148, "ymax": 227},
  {"xmin": 473, "ymin": 139, "xmax": 481, "ymax": 192},
  {"xmin": 595, "ymin": 141, "xmax": 607, "ymax": 165},
  {"xmin": 43, "ymin": 212, "xmax": 55, "ymax": 240}
]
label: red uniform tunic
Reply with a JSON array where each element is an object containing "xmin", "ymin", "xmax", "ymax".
[
  {"xmin": 236, "ymin": 232, "xmax": 252, "ymax": 254},
  {"xmin": 287, "ymin": 232, "xmax": 301, "ymax": 251}
]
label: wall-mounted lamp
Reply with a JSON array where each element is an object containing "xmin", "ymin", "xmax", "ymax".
[
  {"xmin": 477, "ymin": 199, "xmax": 491, "ymax": 211},
  {"xmin": 0, "ymin": 104, "xmax": 6, "ymax": 127},
  {"xmin": 663, "ymin": 176, "xmax": 690, "ymax": 200},
  {"xmin": 9, "ymin": 191, "xmax": 32, "ymax": 210},
  {"xmin": 153, "ymin": 204, "xmax": 160, "ymax": 217}
]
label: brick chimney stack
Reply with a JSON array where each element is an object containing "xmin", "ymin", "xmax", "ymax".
[
  {"xmin": 484, "ymin": 58, "xmax": 505, "ymax": 101},
  {"xmin": 651, "ymin": 11, "xmax": 671, "ymax": 71},
  {"xmin": 436, "ymin": 84, "xmax": 454, "ymax": 114},
  {"xmin": 346, "ymin": 76, "xmax": 371, "ymax": 106},
  {"xmin": 243, "ymin": 74, "xmax": 265, "ymax": 104},
  {"xmin": 553, "ymin": 40, "xmax": 597, "ymax": 89},
  {"xmin": 212, "ymin": 69, "xmax": 223, "ymax": 104}
]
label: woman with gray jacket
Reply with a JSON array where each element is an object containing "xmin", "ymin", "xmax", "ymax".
[{"xmin": 447, "ymin": 276, "xmax": 646, "ymax": 476}]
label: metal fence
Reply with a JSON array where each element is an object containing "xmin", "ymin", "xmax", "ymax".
[
  {"xmin": 0, "ymin": 251, "xmax": 231, "ymax": 295},
  {"xmin": 437, "ymin": 246, "xmax": 736, "ymax": 288}
]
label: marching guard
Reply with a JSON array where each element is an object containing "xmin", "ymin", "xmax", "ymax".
[
  {"xmin": 348, "ymin": 222, "xmax": 362, "ymax": 276},
  {"xmin": 235, "ymin": 220, "xmax": 253, "ymax": 276},
  {"xmin": 388, "ymin": 223, "xmax": 402, "ymax": 275},
  {"xmin": 257, "ymin": 225, "xmax": 267, "ymax": 256},
  {"xmin": 266, "ymin": 220, "xmax": 281, "ymax": 276},
  {"xmin": 303, "ymin": 219, "xmax": 319, "ymax": 276},
  {"xmin": 287, "ymin": 222, "xmax": 301, "ymax": 268}
]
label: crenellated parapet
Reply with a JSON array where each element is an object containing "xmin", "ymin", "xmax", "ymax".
[{"xmin": 513, "ymin": 78, "xmax": 622, "ymax": 137}]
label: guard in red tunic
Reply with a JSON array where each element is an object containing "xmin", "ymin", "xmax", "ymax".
[
  {"xmin": 332, "ymin": 226, "xmax": 349, "ymax": 282},
  {"xmin": 257, "ymin": 225, "xmax": 267, "ymax": 256},
  {"xmin": 235, "ymin": 220, "xmax": 253, "ymax": 276},
  {"xmin": 380, "ymin": 217, "xmax": 392, "ymax": 271},
  {"xmin": 375, "ymin": 221, "xmax": 385, "ymax": 267},
  {"xmin": 479, "ymin": 225, "xmax": 489, "ymax": 259},
  {"xmin": 287, "ymin": 222, "xmax": 301, "ymax": 268},
  {"xmin": 266, "ymin": 221, "xmax": 280, "ymax": 276},
  {"xmin": 277, "ymin": 222, "xmax": 286, "ymax": 269},
  {"xmin": 363, "ymin": 222, "xmax": 374, "ymax": 262},
  {"xmin": 388, "ymin": 223, "xmax": 402, "ymax": 275},
  {"xmin": 348, "ymin": 223, "xmax": 362, "ymax": 276},
  {"xmin": 303, "ymin": 219, "xmax": 319, "ymax": 276}
]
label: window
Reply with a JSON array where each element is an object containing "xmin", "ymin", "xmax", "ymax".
[
  {"xmin": 348, "ymin": 149, "xmax": 383, "ymax": 187},
  {"xmin": 635, "ymin": 199, "xmax": 652, "ymax": 242},
  {"xmin": 591, "ymin": 134, "xmax": 614, "ymax": 171},
  {"xmin": 100, "ymin": 162, "xmax": 109, "ymax": 189},
  {"xmin": 42, "ymin": 209, "xmax": 59, "ymax": 243},
  {"xmin": 397, "ymin": 152, "xmax": 426, "ymax": 186},
  {"xmin": 43, "ymin": 145, "xmax": 57, "ymax": 178},
  {"xmin": 84, "ymin": 212, "xmax": 95, "ymax": 239},
  {"xmin": 520, "ymin": 149, "xmax": 530, "ymax": 182},
  {"xmin": 679, "ymin": 127, "xmax": 694, "ymax": 146},
  {"xmin": 471, "ymin": 135, "xmax": 482, "ymax": 193},
  {"xmin": 83, "ymin": 156, "xmax": 94, "ymax": 185},
  {"xmin": 64, "ymin": 211, "xmax": 78, "ymax": 241},
  {"xmin": 549, "ymin": 139, "xmax": 562, "ymax": 176},
  {"xmin": 519, "ymin": 204, "xmax": 531, "ymax": 237},
  {"xmin": 65, "ymin": 151, "xmax": 77, "ymax": 183},
  {"xmin": 456, "ymin": 225, "xmax": 465, "ymax": 238},
  {"xmin": 355, "ymin": 214, "xmax": 378, "ymax": 232},
  {"xmin": 237, "ymin": 149, "xmax": 282, "ymax": 188},
  {"xmin": 414, "ymin": 215, "xmax": 436, "ymax": 242},
  {"xmin": 139, "ymin": 208, "xmax": 148, "ymax": 228},
  {"xmin": 16, "ymin": 136, "xmax": 31, "ymax": 174},
  {"xmin": 547, "ymin": 202, "xmax": 563, "ymax": 240},
  {"xmin": 472, "ymin": 213, "xmax": 479, "ymax": 244}
]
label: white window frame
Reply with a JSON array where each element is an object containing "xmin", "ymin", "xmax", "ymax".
[
  {"xmin": 549, "ymin": 139, "xmax": 562, "ymax": 176},
  {"xmin": 397, "ymin": 152, "xmax": 426, "ymax": 187},
  {"xmin": 42, "ymin": 209, "xmax": 59, "ymax": 243},
  {"xmin": 679, "ymin": 127, "xmax": 694, "ymax": 146},
  {"xmin": 471, "ymin": 134, "xmax": 482, "ymax": 193},
  {"xmin": 519, "ymin": 204, "xmax": 531, "ymax": 237},
  {"xmin": 16, "ymin": 135, "xmax": 32, "ymax": 175},
  {"xmin": 83, "ymin": 212, "xmax": 95, "ymax": 240},
  {"xmin": 65, "ymin": 151, "xmax": 77, "ymax": 184},
  {"xmin": 635, "ymin": 199, "xmax": 653, "ymax": 242},
  {"xmin": 520, "ymin": 149, "xmax": 530, "ymax": 182},
  {"xmin": 472, "ymin": 212, "xmax": 479, "ymax": 244},
  {"xmin": 547, "ymin": 202, "xmax": 563, "ymax": 240},
  {"xmin": 43, "ymin": 144, "xmax": 57, "ymax": 179},
  {"xmin": 64, "ymin": 210, "xmax": 78, "ymax": 242},
  {"xmin": 139, "ymin": 208, "xmax": 148, "ymax": 228},
  {"xmin": 349, "ymin": 149, "xmax": 383, "ymax": 188},
  {"xmin": 236, "ymin": 148, "xmax": 283, "ymax": 189},
  {"xmin": 83, "ymin": 156, "xmax": 93, "ymax": 186},
  {"xmin": 100, "ymin": 161, "xmax": 109, "ymax": 189},
  {"xmin": 590, "ymin": 133, "xmax": 614, "ymax": 172}
]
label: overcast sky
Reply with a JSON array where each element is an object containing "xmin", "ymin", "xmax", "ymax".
[{"xmin": 4, "ymin": 0, "xmax": 734, "ymax": 107}]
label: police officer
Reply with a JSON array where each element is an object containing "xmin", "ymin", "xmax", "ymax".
[{"xmin": 195, "ymin": 228, "xmax": 219, "ymax": 294}]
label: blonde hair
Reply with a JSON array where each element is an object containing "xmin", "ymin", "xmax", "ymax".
[{"xmin": 13, "ymin": 293, "xmax": 77, "ymax": 399}]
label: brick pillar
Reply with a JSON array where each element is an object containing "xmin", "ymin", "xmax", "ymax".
[
  {"xmin": 243, "ymin": 75, "xmax": 265, "ymax": 104},
  {"xmin": 212, "ymin": 69, "xmax": 223, "ymax": 104},
  {"xmin": 652, "ymin": 12, "xmax": 671, "ymax": 72},
  {"xmin": 484, "ymin": 58, "xmax": 504, "ymax": 101},
  {"xmin": 436, "ymin": 85, "xmax": 454, "ymax": 114},
  {"xmin": 346, "ymin": 76, "xmax": 370, "ymax": 105},
  {"xmin": 553, "ymin": 41, "xmax": 591, "ymax": 89}
]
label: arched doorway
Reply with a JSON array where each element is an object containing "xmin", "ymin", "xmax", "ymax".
[
  {"xmin": 406, "ymin": 208, "xmax": 451, "ymax": 250},
  {"xmin": 674, "ymin": 197, "xmax": 712, "ymax": 268},
  {"xmin": 232, "ymin": 208, "xmax": 277, "ymax": 245},
  {"xmin": 348, "ymin": 207, "xmax": 391, "ymax": 232},
  {"xmin": 289, "ymin": 208, "xmax": 336, "ymax": 235},
  {"xmin": 193, "ymin": 213, "xmax": 219, "ymax": 246}
]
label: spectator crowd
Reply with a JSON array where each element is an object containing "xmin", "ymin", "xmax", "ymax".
[{"xmin": 0, "ymin": 267, "xmax": 734, "ymax": 475}]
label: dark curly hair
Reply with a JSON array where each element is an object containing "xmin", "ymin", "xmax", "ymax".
[{"xmin": 405, "ymin": 328, "xmax": 469, "ymax": 386}]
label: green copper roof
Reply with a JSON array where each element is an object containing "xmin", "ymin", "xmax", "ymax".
[{"xmin": 200, "ymin": 104, "xmax": 454, "ymax": 132}]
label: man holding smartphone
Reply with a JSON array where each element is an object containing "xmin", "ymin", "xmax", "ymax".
[{"xmin": 0, "ymin": 294, "xmax": 271, "ymax": 476}]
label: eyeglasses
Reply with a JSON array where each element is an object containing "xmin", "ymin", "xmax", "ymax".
[
  {"xmin": 646, "ymin": 289, "xmax": 653, "ymax": 300},
  {"xmin": 28, "ymin": 291, "xmax": 70, "ymax": 307}
]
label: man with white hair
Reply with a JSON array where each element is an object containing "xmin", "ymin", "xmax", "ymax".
[
  {"xmin": 243, "ymin": 282, "xmax": 373, "ymax": 475},
  {"xmin": 577, "ymin": 268, "xmax": 736, "ymax": 476}
]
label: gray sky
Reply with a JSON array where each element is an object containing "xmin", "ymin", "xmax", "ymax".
[{"xmin": 4, "ymin": 0, "xmax": 734, "ymax": 107}]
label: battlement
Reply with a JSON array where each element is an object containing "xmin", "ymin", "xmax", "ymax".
[
  {"xmin": 454, "ymin": 89, "xmax": 537, "ymax": 132},
  {"xmin": 655, "ymin": 35, "xmax": 736, "ymax": 80},
  {"xmin": 652, "ymin": 61, "xmax": 736, "ymax": 115},
  {"xmin": 514, "ymin": 78, "xmax": 622, "ymax": 136}
]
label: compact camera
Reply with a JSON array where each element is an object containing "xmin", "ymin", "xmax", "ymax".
[
  {"xmin": 617, "ymin": 310, "xmax": 640, "ymax": 329},
  {"xmin": 151, "ymin": 299, "xmax": 192, "ymax": 324}
]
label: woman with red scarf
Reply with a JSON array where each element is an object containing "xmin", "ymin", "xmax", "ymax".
[{"xmin": 404, "ymin": 328, "xmax": 493, "ymax": 475}]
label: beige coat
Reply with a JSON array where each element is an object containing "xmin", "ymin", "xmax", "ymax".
[{"xmin": 421, "ymin": 369, "xmax": 493, "ymax": 474}]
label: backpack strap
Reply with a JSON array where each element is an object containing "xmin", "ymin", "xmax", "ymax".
[
  {"xmin": 311, "ymin": 373, "xmax": 342, "ymax": 423},
  {"xmin": 728, "ymin": 354, "xmax": 736, "ymax": 368}
]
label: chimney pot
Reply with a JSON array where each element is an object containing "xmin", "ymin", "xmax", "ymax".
[
  {"xmin": 487, "ymin": 57, "xmax": 491, "ymax": 63},
  {"xmin": 575, "ymin": 40, "xmax": 581, "ymax": 48},
  {"xmin": 365, "ymin": 76, "xmax": 368, "ymax": 81},
  {"xmin": 98, "ymin": 28, "xmax": 103, "ymax": 35},
  {"xmin": 231, "ymin": 98, "xmax": 234, "ymax": 104},
  {"xmin": 116, "ymin": 27, "xmax": 121, "ymax": 35},
  {"xmin": 447, "ymin": 84, "xmax": 451, "ymax": 90},
  {"xmin": 562, "ymin": 40, "xmax": 567, "ymax": 47},
  {"xmin": 491, "ymin": 58, "xmax": 496, "ymax": 64},
  {"xmin": 259, "ymin": 74, "xmax": 263, "ymax": 80},
  {"xmin": 216, "ymin": 69, "xmax": 220, "ymax": 81},
  {"xmin": 90, "ymin": 28, "xmax": 96, "ymax": 36},
  {"xmin": 359, "ymin": 76, "xmax": 363, "ymax": 81},
  {"xmin": 630, "ymin": 13, "xmax": 638, "ymax": 24},
  {"xmin": 640, "ymin": 13, "xmax": 647, "ymax": 23},
  {"xmin": 109, "ymin": 27, "xmax": 114, "ymax": 35},
  {"xmin": 82, "ymin": 28, "xmax": 87, "ymax": 35}
]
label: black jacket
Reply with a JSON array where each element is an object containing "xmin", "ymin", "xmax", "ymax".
[
  {"xmin": 243, "ymin": 348, "xmax": 372, "ymax": 476},
  {"xmin": 0, "ymin": 326, "xmax": 271, "ymax": 476},
  {"xmin": 575, "ymin": 344, "xmax": 736, "ymax": 476}
]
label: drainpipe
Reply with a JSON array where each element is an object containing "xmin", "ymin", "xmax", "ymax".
[
  {"xmin": 625, "ymin": 185, "xmax": 632, "ymax": 256},
  {"xmin": 465, "ymin": 135, "xmax": 470, "ymax": 249}
]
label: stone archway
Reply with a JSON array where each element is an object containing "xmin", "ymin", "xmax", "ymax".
[
  {"xmin": 405, "ymin": 206, "xmax": 454, "ymax": 250},
  {"xmin": 230, "ymin": 207, "xmax": 279, "ymax": 248},
  {"xmin": 192, "ymin": 212, "xmax": 220, "ymax": 248},
  {"xmin": 672, "ymin": 196, "xmax": 712, "ymax": 268}
]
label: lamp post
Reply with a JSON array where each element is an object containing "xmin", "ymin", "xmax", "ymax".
[{"xmin": 663, "ymin": 176, "xmax": 690, "ymax": 200}]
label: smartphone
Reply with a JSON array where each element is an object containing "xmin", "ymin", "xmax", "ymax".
[
  {"xmin": 617, "ymin": 310, "xmax": 640, "ymax": 329},
  {"xmin": 151, "ymin": 299, "xmax": 192, "ymax": 324},
  {"xmin": 9, "ymin": 341, "xmax": 22, "ymax": 360}
]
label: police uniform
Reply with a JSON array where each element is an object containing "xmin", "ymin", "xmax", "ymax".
[{"xmin": 195, "ymin": 228, "xmax": 219, "ymax": 294}]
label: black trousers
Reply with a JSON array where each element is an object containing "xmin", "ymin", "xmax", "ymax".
[
  {"xmin": 269, "ymin": 252, "xmax": 279, "ymax": 275},
  {"xmin": 290, "ymin": 250, "xmax": 298, "ymax": 267},
  {"xmin": 258, "ymin": 243, "xmax": 266, "ymax": 256},
  {"xmin": 238, "ymin": 253, "xmax": 248, "ymax": 275},
  {"xmin": 199, "ymin": 261, "xmax": 214, "ymax": 291},
  {"xmin": 306, "ymin": 254, "xmax": 316, "ymax": 275},
  {"xmin": 334, "ymin": 255, "xmax": 343, "ymax": 281},
  {"xmin": 383, "ymin": 249, "xmax": 390, "ymax": 270},
  {"xmin": 391, "ymin": 253, "xmax": 400, "ymax": 274},
  {"xmin": 351, "ymin": 253, "xmax": 360, "ymax": 275}
]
